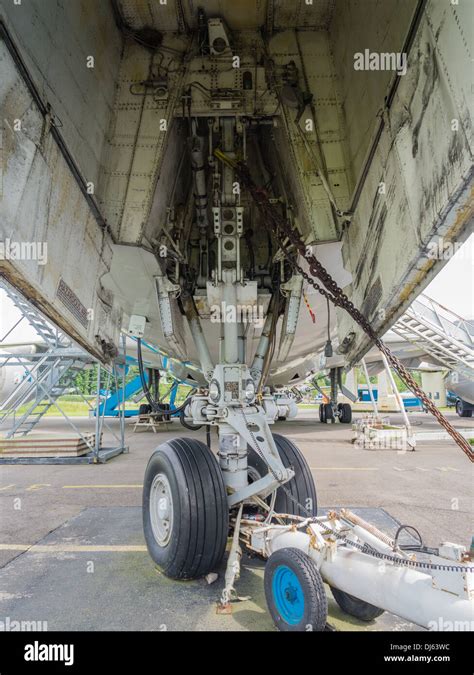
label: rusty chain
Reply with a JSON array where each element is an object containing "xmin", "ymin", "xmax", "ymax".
[{"xmin": 230, "ymin": 158, "xmax": 473, "ymax": 462}]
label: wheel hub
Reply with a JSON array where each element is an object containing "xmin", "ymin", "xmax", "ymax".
[
  {"xmin": 150, "ymin": 473, "xmax": 174, "ymax": 546},
  {"xmin": 284, "ymin": 585, "xmax": 297, "ymax": 602},
  {"xmin": 272, "ymin": 565, "xmax": 305, "ymax": 625}
]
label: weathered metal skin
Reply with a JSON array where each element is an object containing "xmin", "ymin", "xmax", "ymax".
[
  {"xmin": 0, "ymin": 35, "xmax": 121, "ymax": 361},
  {"xmin": 1, "ymin": 0, "xmax": 122, "ymax": 188},
  {"xmin": 334, "ymin": 1, "xmax": 473, "ymax": 364},
  {"xmin": 0, "ymin": 0, "xmax": 472, "ymax": 377}
]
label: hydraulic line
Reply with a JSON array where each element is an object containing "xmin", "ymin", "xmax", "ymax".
[{"xmin": 136, "ymin": 338, "xmax": 192, "ymax": 415}]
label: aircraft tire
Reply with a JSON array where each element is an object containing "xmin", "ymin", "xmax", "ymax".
[
  {"xmin": 338, "ymin": 403, "xmax": 352, "ymax": 424},
  {"xmin": 143, "ymin": 437, "xmax": 228, "ymax": 579},
  {"xmin": 323, "ymin": 403, "xmax": 334, "ymax": 422},
  {"xmin": 456, "ymin": 399, "xmax": 472, "ymax": 417},
  {"xmin": 247, "ymin": 433, "xmax": 317, "ymax": 517}
]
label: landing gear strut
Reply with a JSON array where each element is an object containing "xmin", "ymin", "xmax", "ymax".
[
  {"xmin": 317, "ymin": 368, "xmax": 352, "ymax": 424},
  {"xmin": 142, "ymin": 99, "xmax": 306, "ymax": 585},
  {"xmin": 319, "ymin": 401, "xmax": 352, "ymax": 423}
]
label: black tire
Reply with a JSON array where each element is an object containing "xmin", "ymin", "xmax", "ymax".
[
  {"xmin": 264, "ymin": 548, "xmax": 327, "ymax": 632},
  {"xmin": 338, "ymin": 403, "xmax": 352, "ymax": 424},
  {"xmin": 247, "ymin": 433, "xmax": 317, "ymax": 517},
  {"xmin": 138, "ymin": 403, "xmax": 152, "ymax": 415},
  {"xmin": 319, "ymin": 403, "xmax": 325, "ymax": 423},
  {"xmin": 143, "ymin": 437, "xmax": 228, "ymax": 579},
  {"xmin": 456, "ymin": 399, "xmax": 472, "ymax": 418},
  {"xmin": 323, "ymin": 403, "xmax": 334, "ymax": 422},
  {"xmin": 331, "ymin": 586, "xmax": 384, "ymax": 621}
]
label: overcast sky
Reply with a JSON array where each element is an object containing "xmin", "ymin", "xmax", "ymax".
[
  {"xmin": 424, "ymin": 233, "xmax": 473, "ymax": 319},
  {"xmin": 1, "ymin": 236, "xmax": 473, "ymax": 343}
]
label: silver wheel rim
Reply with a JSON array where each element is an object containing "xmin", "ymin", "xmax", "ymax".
[{"xmin": 150, "ymin": 473, "xmax": 174, "ymax": 546}]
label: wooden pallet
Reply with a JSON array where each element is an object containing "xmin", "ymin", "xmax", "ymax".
[{"xmin": 0, "ymin": 433, "xmax": 99, "ymax": 457}]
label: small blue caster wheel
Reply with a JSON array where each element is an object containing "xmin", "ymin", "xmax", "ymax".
[{"xmin": 264, "ymin": 547, "xmax": 327, "ymax": 631}]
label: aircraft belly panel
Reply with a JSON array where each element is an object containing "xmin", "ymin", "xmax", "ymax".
[
  {"xmin": 335, "ymin": 3, "xmax": 474, "ymax": 364},
  {"xmin": 1, "ymin": 0, "xmax": 472, "ymax": 390}
]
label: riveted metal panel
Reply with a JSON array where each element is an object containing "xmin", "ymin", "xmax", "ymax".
[
  {"xmin": 116, "ymin": 0, "xmax": 336, "ymax": 32},
  {"xmin": 267, "ymin": 29, "xmax": 351, "ymax": 242},
  {"xmin": 330, "ymin": 0, "xmax": 418, "ymax": 184},
  {"xmin": 273, "ymin": 0, "xmax": 335, "ymax": 30},
  {"xmin": 0, "ymin": 40, "xmax": 121, "ymax": 359},
  {"xmin": 336, "ymin": 0, "xmax": 474, "ymax": 364},
  {"xmin": 98, "ymin": 36, "xmax": 190, "ymax": 243},
  {"xmin": 1, "ymin": 0, "xmax": 122, "ymax": 192}
]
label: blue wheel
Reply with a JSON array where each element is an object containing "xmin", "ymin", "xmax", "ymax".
[
  {"xmin": 272, "ymin": 565, "xmax": 305, "ymax": 625},
  {"xmin": 264, "ymin": 548, "xmax": 327, "ymax": 631}
]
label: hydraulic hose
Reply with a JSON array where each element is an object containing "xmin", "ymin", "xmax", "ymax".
[{"xmin": 136, "ymin": 337, "xmax": 194, "ymax": 415}]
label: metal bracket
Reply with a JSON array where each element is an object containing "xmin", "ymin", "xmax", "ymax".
[
  {"xmin": 338, "ymin": 366, "xmax": 358, "ymax": 404},
  {"xmin": 222, "ymin": 407, "xmax": 294, "ymax": 507}
]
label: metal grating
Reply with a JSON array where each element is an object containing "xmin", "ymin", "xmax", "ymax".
[{"xmin": 56, "ymin": 278, "xmax": 89, "ymax": 329}]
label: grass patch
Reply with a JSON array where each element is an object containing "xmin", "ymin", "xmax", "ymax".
[
  {"xmin": 14, "ymin": 393, "xmax": 192, "ymax": 417},
  {"xmin": 15, "ymin": 400, "xmax": 93, "ymax": 417}
]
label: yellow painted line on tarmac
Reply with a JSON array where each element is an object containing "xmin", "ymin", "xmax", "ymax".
[
  {"xmin": 0, "ymin": 544, "xmax": 146, "ymax": 553},
  {"xmin": 0, "ymin": 484, "xmax": 15, "ymax": 491},
  {"xmin": 62, "ymin": 484, "xmax": 143, "ymax": 489}
]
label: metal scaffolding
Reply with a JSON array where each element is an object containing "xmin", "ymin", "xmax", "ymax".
[{"xmin": 0, "ymin": 277, "xmax": 127, "ymax": 464}]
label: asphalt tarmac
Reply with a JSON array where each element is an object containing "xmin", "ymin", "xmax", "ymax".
[{"xmin": 0, "ymin": 409, "xmax": 472, "ymax": 631}]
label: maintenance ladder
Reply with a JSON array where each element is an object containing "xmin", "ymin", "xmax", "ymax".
[
  {"xmin": 0, "ymin": 279, "xmax": 90, "ymax": 437},
  {"xmin": 391, "ymin": 294, "xmax": 474, "ymax": 375}
]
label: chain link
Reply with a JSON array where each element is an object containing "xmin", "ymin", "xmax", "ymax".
[
  {"xmin": 216, "ymin": 153, "xmax": 473, "ymax": 572},
  {"xmin": 232, "ymin": 160, "xmax": 473, "ymax": 462}
]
